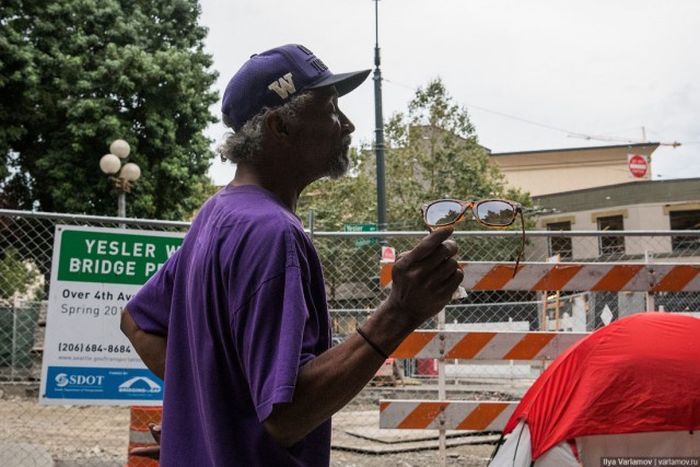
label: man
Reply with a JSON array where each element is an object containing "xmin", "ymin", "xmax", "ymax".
[{"xmin": 120, "ymin": 44, "xmax": 463, "ymax": 466}]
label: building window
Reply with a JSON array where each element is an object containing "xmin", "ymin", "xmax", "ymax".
[
  {"xmin": 546, "ymin": 221, "xmax": 572, "ymax": 259},
  {"xmin": 597, "ymin": 215, "xmax": 625, "ymax": 256},
  {"xmin": 670, "ymin": 210, "xmax": 700, "ymax": 252}
]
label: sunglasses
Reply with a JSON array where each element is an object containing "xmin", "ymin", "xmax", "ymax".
[{"xmin": 421, "ymin": 198, "xmax": 525, "ymax": 276}]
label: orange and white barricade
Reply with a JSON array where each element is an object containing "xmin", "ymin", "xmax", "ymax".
[
  {"xmin": 392, "ymin": 330, "xmax": 587, "ymax": 361},
  {"xmin": 380, "ymin": 261, "xmax": 700, "ymax": 293},
  {"xmin": 380, "ymin": 400, "xmax": 517, "ymax": 431},
  {"xmin": 378, "ymin": 260, "xmax": 700, "ymax": 433}
]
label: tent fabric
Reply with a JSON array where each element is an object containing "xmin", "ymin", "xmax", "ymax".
[
  {"xmin": 490, "ymin": 421, "xmax": 580, "ymax": 467},
  {"xmin": 579, "ymin": 430, "xmax": 700, "ymax": 463},
  {"xmin": 502, "ymin": 312, "xmax": 700, "ymax": 459},
  {"xmin": 490, "ymin": 423, "xmax": 700, "ymax": 467}
]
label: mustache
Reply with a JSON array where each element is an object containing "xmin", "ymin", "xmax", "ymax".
[{"xmin": 341, "ymin": 135, "xmax": 352, "ymax": 148}]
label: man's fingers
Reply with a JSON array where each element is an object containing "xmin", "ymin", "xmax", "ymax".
[
  {"xmin": 434, "ymin": 267, "xmax": 465, "ymax": 298},
  {"xmin": 430, "ymin": 257, "xmax": 460, "ymax": 284},
  {"xmin": 419, "ymin": 239, "xmax": 459, "ymax": 271},
  {"xmin": 148, "ymin": 423, "xmax": 161, "ymax": 444},
  {"xmin": 130, "ymin": 446, "xmax": 160, "ymax": 460},
  {"xmin": 403, "ymin": 227, "xmax": 454, "ymax": 263}
]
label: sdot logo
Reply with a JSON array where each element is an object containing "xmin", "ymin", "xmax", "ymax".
[
  {"xmin": 54, "ymin": 373, "xmax": 105, "ymax": 387},
  {"xmin": 55, "ymin": 373, "xmax": 69, "ymax": 388}
]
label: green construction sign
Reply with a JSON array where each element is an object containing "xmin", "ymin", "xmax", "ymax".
[
  {"xmin": 343, "ymin": 223, "xmax": 378, "ymax": 247},
  {"xmin": 56, "ymin": 228, "xmax": 184, "ymax": 285}
]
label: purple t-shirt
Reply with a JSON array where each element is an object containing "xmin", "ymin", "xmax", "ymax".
[{"xmin": 127, "ymin": 185, "xmax": 332, "ymax": 466}]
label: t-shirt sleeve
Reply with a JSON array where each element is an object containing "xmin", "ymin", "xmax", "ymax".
[
  {"xmin": 231, "ymin": 230, "xmax": 318, "ymax": 423},
  {"xmin": 126, "ymin": 248, "xmax": 181, "ymax": 336}
]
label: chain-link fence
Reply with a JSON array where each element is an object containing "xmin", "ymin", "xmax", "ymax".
[
  {"xmin": 313, "ymin": 228, "xmax": 700, "ymax": 335},
  {"xmin": 1, "ymin": 209, "xmax": 699, "ymax": 465}
]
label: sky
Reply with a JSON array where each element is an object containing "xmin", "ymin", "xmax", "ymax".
[{"xmin": 198, "ymin": 0, "xmax": 700, "ymax": 186}]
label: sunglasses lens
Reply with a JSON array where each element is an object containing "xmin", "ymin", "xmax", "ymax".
[
  {"xmin": 475, "ymin": 200, "xmax": 516, "ymax": 226},
  {"xmin": 425, "ymin": 200, "xmax": 463, "ymax": 226}
]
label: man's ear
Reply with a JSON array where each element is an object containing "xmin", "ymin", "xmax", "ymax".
[{"xmin": 265, "ymin": 110, "xmax": 291, "ymax": 143}]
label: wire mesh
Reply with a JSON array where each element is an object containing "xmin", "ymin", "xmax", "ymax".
[{"xmin": 0, "ymin": 209, "xmax": 698, "ymax": 465}]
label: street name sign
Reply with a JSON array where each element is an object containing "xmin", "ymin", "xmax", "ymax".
[{"xmin": 343, "ymin": 223, "xmax": 378, "ymax": 247}]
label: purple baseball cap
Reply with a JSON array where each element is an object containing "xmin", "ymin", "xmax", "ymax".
[{"xmin": 221, "ymin": 44, "xmax": 371, "ymax": 131}]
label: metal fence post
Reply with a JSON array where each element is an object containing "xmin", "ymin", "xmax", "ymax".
[
  {"xmin": 11, "ymin": 299, "xmax": 17, "ymax": 380},
  {"xmin": 437, "ymin": 307, "xmax": 446, "ymax": 466},
  {"xmin": 645, "ymin": 250, "xmax": 656, "ymax": 311},
  {"xmin": 307, "ymin": 209, "xmax": 315, "ymax": 241}
]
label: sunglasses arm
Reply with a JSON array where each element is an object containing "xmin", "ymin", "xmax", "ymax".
[{"xmin": 512, "ymin": 210, "xmax": 525, "ymax": 278}]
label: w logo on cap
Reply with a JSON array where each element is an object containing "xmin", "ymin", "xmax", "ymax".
[{"xmin": 268, "ymin": 72, "xmax": 296, "ymax": 99}]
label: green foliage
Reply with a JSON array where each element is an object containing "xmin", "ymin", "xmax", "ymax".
[
  {"xmin": 300, "ymin": 77, "xmax": 531, "ymax": 231},
  {"xmin": 299, "ymin": 148, "xmax": 376, "ymax": 230},
  {"xmin": 300, "ymin": 78, "xmax": 534, "ymax": 304},
  {"xmin": 0, "ymin": 0, "xmax": 218, "ymax": 219},
  {"xmin": 384, "ymin": 78, "xmax": 530, "ymax": 230},
  {"xmin": 0, "ymin": 248, "xmax": 39, "ymax": 300},
  {"xmin": 383, "ymin": 78, "xmax": 533, "ymax": 262},
  {"xmin": 299, "ymin": 149, "xmax": 379, "ymax": 305}
]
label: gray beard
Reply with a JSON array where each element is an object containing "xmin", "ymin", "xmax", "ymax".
[
  {"xmin": 327, "ymin": 150, "xmax": 349, "ymax": 179},
  {"xmin": 326, "ymin": 138, "xmax": 351, "ymax": 179}
]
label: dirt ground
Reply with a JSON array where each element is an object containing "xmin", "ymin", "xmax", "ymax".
[
  {"xmin": 0, "ymin": 390, "xmax": 498, "ymax": 466},
  {"xmin": 331, "ymin": 445, "xmax": 494, "ymax": 467}
]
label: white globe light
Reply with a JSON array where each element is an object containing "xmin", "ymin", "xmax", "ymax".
[
  {"xmin": 120, "ymin": 162, "xmax": 141, "ymax": 182},
  {"xmin": 110, "ymin": 139, "xmax": 131, "ymax": 159},
  {"xmin": 99, "ymin": 154, "xmax": 121, "ymax": 174}
]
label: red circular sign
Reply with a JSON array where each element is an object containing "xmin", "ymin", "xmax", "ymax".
[{"xmin": 628, "ymin": 155, "xmax": 648, "ymax": 178}]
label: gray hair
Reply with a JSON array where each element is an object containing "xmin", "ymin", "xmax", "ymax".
[{"xmin": 218, "ymin": 92, "xmax": 314, "ymax": 164}]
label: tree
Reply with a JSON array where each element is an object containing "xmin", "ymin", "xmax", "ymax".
[
  {"xmin": 0, "ymin": 248, "xmax": 41, "ymax": 301},
  {"xmin": 0, "ymin": 0, "xmax": 218, "ymax": 219},
  {"xmin": 298, "ymin": 149, "xmax": 379, "ymax": 309},
  {"xmin": 301, "ymin": 78, "xmax": 530, "ymax": 231},
  {"xmin": 383, "ymin": 78, "xmax": 530, "ymax": 230},
  {"xmin": 382, "ymin": 78, "xmax": 533, "ymax": 271},
  {"xmin": 299, "ymin": 148, "xmax": 376, "ymax": 231},
  {"xmin": 299, "ymin": 78, "xmax": 533, "ymax": 314}
]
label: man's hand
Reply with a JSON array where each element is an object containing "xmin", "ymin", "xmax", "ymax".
[
  {"xmin": 383, "ymin": 227, "xmax": 463, "ymax": 331},
  {"xmin": 129, "ymin": 423, "xmax": 161, "ymax": 460}
]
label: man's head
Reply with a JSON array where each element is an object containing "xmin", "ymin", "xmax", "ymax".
[
  {"xmin": 221, "ymin": 44, "xmax": 370, "ymax": 131},
  {"xmin": 218, "ymin": 44, "xmax": 369, "ymax": 179}
]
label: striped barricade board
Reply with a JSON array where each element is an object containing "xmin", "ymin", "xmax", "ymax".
[
  {"xmin": 391, "ymin": 330, "xmax": 588, "ymax": 360},
  {"xmin": 379, "ymin": 261, "xmax": 700, "ymax": 292},
  {"xmin": 379, "ymin": 400, "xmax": 517, "ymax": 431},
  {"xmin": 378, "ymin": 261, "xmax": 700, "ymax": 432}
]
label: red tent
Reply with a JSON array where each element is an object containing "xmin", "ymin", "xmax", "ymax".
[{"xmin": 503, "ymin": 312, "xmax": 700, "ymax": 459}]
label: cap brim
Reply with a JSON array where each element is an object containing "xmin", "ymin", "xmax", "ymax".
[{"xmin": 307, "ymin": 69, "xmax": 372, "ymax": 96}]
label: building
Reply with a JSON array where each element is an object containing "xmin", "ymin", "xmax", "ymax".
[
  {"xmin": 486, "ymin": 143, "xmax": 700, "ymax": 328},
  {"xmin": 490, "ymin": 143, "xmax": 658, "ymax": 196},
  {"xmin": 484, "ymin": 142, "xmax": 699, "ymax": 260},
  {"xmin": 532, "ymin": 177, "xmax": 700, "ymax": 261}
]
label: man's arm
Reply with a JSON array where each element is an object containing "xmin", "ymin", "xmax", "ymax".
[
  {"xmin": 120, "ymin": 309, "xmax": 166, "ymax": 380},
  {"xmin": 264, "ymin": 227, "xmax": 463, "ymax": 446}
]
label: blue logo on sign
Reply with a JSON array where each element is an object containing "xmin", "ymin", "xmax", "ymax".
[
  {"xmin": 45, "ymin": 367, "xmax": 163, "ymax": 401},
  {"xmin": 55, "ymin": 373, "xmax": 69, "ymax": 388}
]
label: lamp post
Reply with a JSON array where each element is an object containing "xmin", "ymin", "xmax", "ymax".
[
  {"xmin": 99, "ymin": 139, "xmax": 141, "ymax": 220},
  {"xmin": 373, "ymin": 0, "xmax": 387, "ymax": 231}
]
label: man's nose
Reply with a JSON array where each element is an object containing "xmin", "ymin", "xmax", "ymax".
[{"xmin": 340, "ymin": 110, "xmax": 355, "ymax": 134}]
